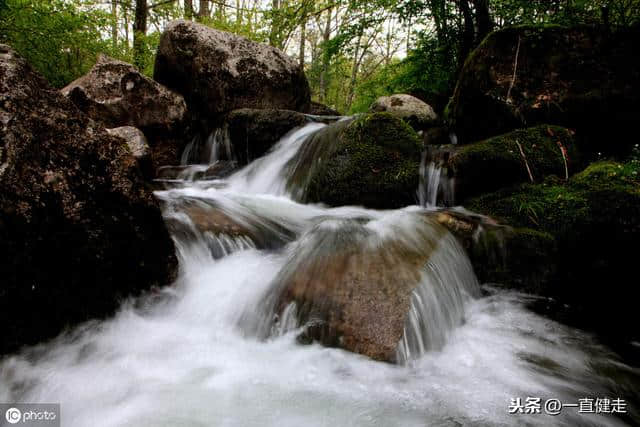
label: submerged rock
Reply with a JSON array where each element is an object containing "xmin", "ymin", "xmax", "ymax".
[
  {"xmin": 294, "ymin": 113, "xmax": 423, "ymax": 209},
  {"xmin": 370, "ymin": 94, "xmax": 438, "ymax": 130},
  {"xmin": 62, "ymin": 55, "xmax": 188, "ymax": 168},
  {"xmin": 0, "ymin": 45, "xmax": 178, "ymax": 354},
  {"xmin": 258, "ymin": 213, "xmax": 476, "ymax": 362},
  {"xmin": 154, "ymin": 20, "xmax": 311, "ymax": 120},
  {"xmin": 162, "ymin": 197, "xmax": 295, "ymax": 256},
  {"xmin": 224, "ymin": 109, "xmax": 309, "ymax": 164},
  {"xmin": 106, "ymin": 126, "xmax": 152, "ymax": 177},
  {"xmin": 447, "ymin": 125, "xmax": 578, "ymax": 202},
  {"xmin": 467, "ymin": 160, "xmax": 640, "ymax": 340},
  {"xmin": 447, "ymin": 25, "xmax": 640, "ymax": 153}
]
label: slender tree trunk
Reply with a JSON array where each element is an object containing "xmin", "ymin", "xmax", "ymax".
[
  {"xmin": 472, "ymin": 0, "xmax": 493, "ymax": 42},
  {"xmin": 133, "ymin": 0, "xmax": 148, "ymax": 69},
  {"xmin": 111, "ymin": 0, "xmax": 118, "ymax": 49},
  {"xmin": 299, "ymin": 17, "xmax": 306, "ymax": 68},
  {"xmin": 197, "ymin": 0, "xmax": 209, "ymax": 21},
  {"xmin": 458, "ymin": 0, "xmax": 474, "ymax": 68},
  {"xmin": 184, "ymin": 0, "xmax": 194, "ymax": 20},
  {"xmin": 319, "ymin": 6, "xmax": 332, "ymax": 103}
]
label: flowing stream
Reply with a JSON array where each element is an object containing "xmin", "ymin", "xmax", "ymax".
[{"xmin": 0, "ymin": 122, "xmax": 638, "ymax": 426}]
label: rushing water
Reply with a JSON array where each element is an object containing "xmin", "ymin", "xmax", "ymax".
[{"xmin": 1, "ymin": 122, "xmax": 638, "ymax": 426}]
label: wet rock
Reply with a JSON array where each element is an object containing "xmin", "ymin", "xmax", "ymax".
[
  {"xmin": 106, "ymin": 126, "xmax": 152, "ymax": 177},
  {"xmin": 62, "ymin": 55, "xmax": 188, "ymax": 168},
  {"xmin": 447, "ymin": 125, "xmax": 578, "ymax": 202},
  {"xmin": 467, "ymin": 160, "xmax": 640, "ymax": 341},
  {"xmin": 224, "ymin": 109, "xmax": 309, "ymax": 164},
  {"xmin": 298, "ymin": 113, "xmax": 423, "ymax": 209},
  {"xmin": 432, "ymin": 210, "xmax": 557, "ymax": 293},
  {"xmin": 268, "ymin": 215, "xmax": 451, "ymax": 362},
  {"xmin": 0, "ymin": 45, "xmax": 178, "ymax": 354},
  {"xmin": 164, "ymin": 198, "xmax": 295, "ymax": 254},
  {"xmin": 154, "ymin": 20, "xmax": 311, "ymax": 121},
  {"xmin": 309, "ymin": 101, "xmax": 341, "ymax": 116},
  {"xmin": 156, "ymin": 161, "xmax": 238, "ymax": 182},
  {"xmin": 447, "ymin": 25, "xmax": 640, "ymax": 154},
  {"xmin": 370, "ymin": 94, "xmax": 438, "ymax": 130}
]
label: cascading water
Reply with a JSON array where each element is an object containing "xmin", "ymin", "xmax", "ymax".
[{"xmin": 0, "ymin": 121, "xmax": 637, "ymax": 426}]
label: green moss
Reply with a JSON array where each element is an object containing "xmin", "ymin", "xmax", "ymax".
[
  {"xmin": 450, "ymin": 125, "xmax": 578, "ymax": 201},
  {"xmin": 471, "ymin": 227, "xmax": 557, "ymax": 293},
  {"xmin": 467, "ymin": 159, "xmax": 640, "ymax": 339},
  {"xmin": 305, "ymin": 112, "xmax": 422, "ymax": 209}
]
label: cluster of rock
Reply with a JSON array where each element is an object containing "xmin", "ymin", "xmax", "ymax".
[
  {"xmin": 0, "ymin": 45, "xmax": 178, "ymax": 354},
  {"xmin": 3, "ymin": 18, "xmax": 639, "ymax": 358}
]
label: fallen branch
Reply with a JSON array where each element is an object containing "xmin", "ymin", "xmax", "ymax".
[
  {"xmin": 506, "ymin": 35, "xmax": 521, "ymax": 104},
  {"xmin": 515, "ymin": 139, "xmax": 534, "ymax": 183}
]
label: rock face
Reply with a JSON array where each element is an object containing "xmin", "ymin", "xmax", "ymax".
[
  {"xmin": 224, "ymin": 109, "xmax": 309, "ymax": 164},
  {"xmin": 106, "ymin": 126, "xmax": 152, "ymax": 177},
  {"xmin": 62, "ymin": 54, "xmax": 188, "ymax": 169},
  {"xmin": 154, "ymin": 20, "xmax": 311, "ymax": 120},
  {"xmin": 447, "ymin": 125, "xmax": 578, "ymax": 202},
  {"xmin": 370, "ymin": 94, "xmax": 438, "ymax": 130},
  {"xmin": 295, "ymin": 113, "xmax": 423, "ymax": 209},
  {"xmin": 447, "ymin": 25, "xmax": 640, "ymax": 151},
  {"xmin": 0, "ymin": 45, "xmax": 178, "ymax": 354},
  {"xmin": 467, "ymin": 160, "xmax": 640, "ymax": 341}
]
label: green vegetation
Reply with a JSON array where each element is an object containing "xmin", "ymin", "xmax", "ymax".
[{"xmin": 3, "ymin": 0, "xmax": 639, "ymax": 102}]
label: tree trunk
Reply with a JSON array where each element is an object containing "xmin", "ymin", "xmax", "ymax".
[
  {"xmin": 133, "ymin": 0, "xmax": 147, "ymax": 70},
  {"xmin": 458, "ymin": 0, "xmax": 474, "ymax": 69},
  {"xmin": 472, "ymin": 0, "xmax": 493, "ymax": 42},
  {"xmin": 184, "ymin": 0, "xmax": 194, "ymax": 20},
  {"xmin": 299, "ymin": 17, "xmax": 306, "ymax": 68},
  {"xmin": 319, "ymin": 6, "xmax": 332, "ymax": 103},
  {"xmin": 197, "ymin": 0, "xmax": 209, "ymax": 21},
  {"xmin": 111, "ymin": 0, "xmax": 118, "ymax": 49}
]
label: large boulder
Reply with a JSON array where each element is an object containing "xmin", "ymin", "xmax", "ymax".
[
  {"xmin": 0, "ymin": 45, "xmax": 178, "ymax": 354},
  {"xmin": 447, "ymin": 25, "xmax": 640, "ymax": 153},
  {"xmin": 467, "ymin": 160, "xmax": 640, "ymax": 341},
  {"xmin": 62, "ymin": 55, "xmax": 188, "ymax": 168},
  {"xmin": 446, "ymin": 125, "xmax": 578, "ymax": 202},
  {"xmin": 370, "ymin": 94, "xmax": 438, "ymax": 130},
  {"xmin": 259, "ymin": 213, "xmax": 475, "ymax": 362},
  {"xmin": 154, "ymin": 20, "xmax": 311, "ymax": 121},
  {"xmin": 291, "ymin": 113, "xmax": 423, "ymax": 209}
]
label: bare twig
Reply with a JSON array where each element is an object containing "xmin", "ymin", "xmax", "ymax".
[
  {"xmin": 515, "ymin": 139, "xmax": 534, "ymax": 183},
  {"xmin": 506, "ymin": 35, "xmax": 521, "ymax": 104}
]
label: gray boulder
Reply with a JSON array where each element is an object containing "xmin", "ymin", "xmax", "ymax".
[
  {"xmin": 370, "ymin": 94, "xmax": 438, "ymax": 130},
  {"xmin": 154, "ymin": 20, "xmax": 311, "ymax": 119}
]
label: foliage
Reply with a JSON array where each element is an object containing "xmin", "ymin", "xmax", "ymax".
[{"xmin": 0, "ymin": 0, "xmax": 117, "ymax": 87}]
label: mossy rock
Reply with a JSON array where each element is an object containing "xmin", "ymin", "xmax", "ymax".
[
  {"xmin": 447, "ymin": 24, "xmax": 640, "ymax": 157},
  {"xmin": 467, "ymin": 159, "xmax": 640, "ymax": 340},
  {"xmin": 448, "ymin": 125, "xmax": 578, "ymax": 202},
  {"xmin": 302, "ymin": 113, "xmax": 423, "ymax": 209},
  {"xmin": 470, "ymin": 227, "xmax": 558, "ymax": 294}
]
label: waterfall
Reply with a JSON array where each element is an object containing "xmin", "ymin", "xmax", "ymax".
[
  {"xmin": 0, "ymin": 121, "xmax": 636, "ymax": 427},
  {"xmin": 418, "ymin": 147, "xmax": 455, "ymax": 208}
]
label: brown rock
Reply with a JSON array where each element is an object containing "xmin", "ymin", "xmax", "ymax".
[
  {"xmin": 0, "ymin": 44, "xmax": 177, "ymax": 355},
  {"xmin": 62, "ymin": 54, "xmax": 188, "ymax": 169}
]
